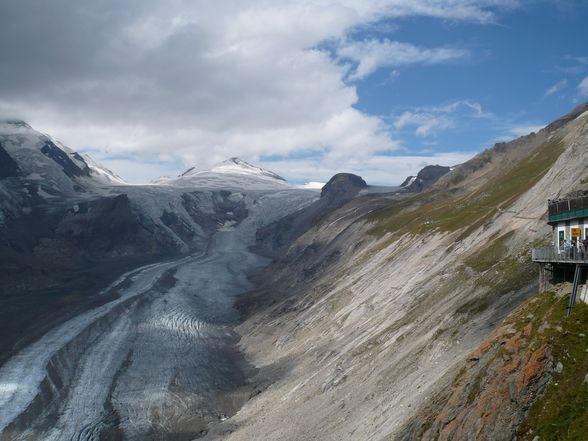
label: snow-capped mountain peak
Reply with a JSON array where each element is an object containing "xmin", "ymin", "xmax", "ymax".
[
  {"xmin": 0, "ymin": 119, "xmax": 93, "ymax": 196},
  {"xmin": 0, "ymin": 119, "xmax": 33, "ymax": 131},
  {"xmin": 181, "ymin": 157, "xmax": 286, "ymax": 182},
  {"xmin": 82, "ymin": 154, "xmax": 127, "ymax": 185},
  {"xmin": 162, "ymin": 157, "xmax": 289, "ymax": 190},
  {"xmin": 0, "ymin": 119, "xmax": 128, "ymax": 197}
]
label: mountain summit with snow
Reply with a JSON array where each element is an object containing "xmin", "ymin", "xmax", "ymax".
[
  {"xmin": 163, "ymin": 157, "xmax": 289, "ymax": 190},
  {"xmin": 183, "ymin": 157, "xmax": 286, "ymax": 182},
  {"xmin": 0, "ymin": 119, "xmax": 125, "ymax": 198}
]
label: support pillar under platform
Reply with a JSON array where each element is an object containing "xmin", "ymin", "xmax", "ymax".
[
  {"xmin": 539, "ymin": 263, "xmax": 545, "ymax": 293},
  {"xmin": 567, "ymin": 264, "xmax": 581, "ymax": 316}
]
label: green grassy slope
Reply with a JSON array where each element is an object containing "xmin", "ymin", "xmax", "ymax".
[
  {"xmin": 516, "ymin": 292, "xmax": 588, "ymax": 441},
  {"xmin": 369, "ymin": 139, "xmax": 564, "ymax": 240}
]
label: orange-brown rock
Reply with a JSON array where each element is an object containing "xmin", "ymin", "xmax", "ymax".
[{"xmin": 395, "ymin": 302, "xmax": 554, "ymax": 441}]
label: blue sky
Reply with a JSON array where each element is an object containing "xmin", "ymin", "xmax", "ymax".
[
  {"xmin": 351, "ymin": 1, "xmax": 588, "ymax": 159},
  {"xmin": 1, "ymin": 0, "xmax": 588, "ymax": 185}
]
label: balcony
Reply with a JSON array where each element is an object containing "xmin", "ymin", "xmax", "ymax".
[{"xmin": 531, "ymin": 246, "xmax": 588, "ymax": 264}]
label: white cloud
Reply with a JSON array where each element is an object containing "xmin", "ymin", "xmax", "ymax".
[
  {"xmin": 392, "ymin": 100, "xmax": 490, "ymax": 137},
  {"xmin": 338, "ymin": 39, "xmax": 468, "ymax": 80},
  {"xmin": 0, "ymin": 1, "xmax": 517, "ymax": 183},
  {"xmin": 88, "ymin": 155, "xmax": 183, "ymax": 185},
  {"xmin": 340, "ymin": 0, "xmax": 518, "ymax": 23},
  {"xmin": 578, "ymin": 76, "xmax": 588, "ymax": 97},
  {"xmin": 394, "ymin": 112, "xmax": 454, "ymax": 137},
  {"xmin": 259, "ymin": 151, "xmax": 476, "ymax": 185},
  {"xmin": 544, "ymin": 79, "xmax": 567, "ymax": 97},
  {"xmin": 564, "ymin": 55, "xmax": 588, "ymax": 65},
  {"xmin": 494, "ymin": 123, "xmax": 545, "ymax": 142},
  {"xmin": 508, "ymin": 124, "xmax": 545, "ymax": 137},
  {"xmin": 389, "ymin": 69, "xmax": 401, "ymax": 79},
  {"xmin": 432, "ymin": 100, "xmax": 490, "ymax": 117}
]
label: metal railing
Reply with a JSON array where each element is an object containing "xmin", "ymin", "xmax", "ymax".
[{"xmin": 532, "ymin": 246, "xmax": 588, "ymax": 262}]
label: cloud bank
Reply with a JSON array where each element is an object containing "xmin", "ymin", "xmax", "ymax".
[{"xmin": 0, "ymin": 0, "xmax": 518, "ymax": 183}]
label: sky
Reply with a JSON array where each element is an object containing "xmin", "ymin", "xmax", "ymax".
[{"xmin": 1, "ymin": 0, "xmax": 588, "ymax": 185}]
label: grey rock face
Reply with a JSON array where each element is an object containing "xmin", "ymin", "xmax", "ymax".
[
  {"xmin": 40, "ymin": 140, "xmax": 91, "ymax": 179},
  {"xmin": 211, "ymin": 104, "xmax": 588, "ymax": 441},
  {"xmin": 320, "ymin": 173, "xmax": 367, "ymax": 202},
  {"xmin": 400, "ymin": 164, "xmax": 451, "ymax": 192},
  {"xmin": 0, "ymin": 144, "xmax": 20, "ymax": 178},
  {"xmin": 255, "ymin": 173, "xmax": 369, "ymax": 258}
]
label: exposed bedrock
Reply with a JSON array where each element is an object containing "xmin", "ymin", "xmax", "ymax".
[
  {"xmin": 400, "ymin": 164, "xmax": 451, "ymax": 192},
  {"xmin": 0, "ymin": 144, "xmax": 20, "ymax": 179},
  {"xmin": 255, "ymin": 172, "xmax": 380, "ymax": 258},
  {"xmin": 320, "ymin": 173, "xmax": 367, "ymax": 202}
]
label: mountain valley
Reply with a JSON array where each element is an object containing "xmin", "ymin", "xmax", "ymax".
[{"xmin": 0, "ymin": 102, "xmax": 588, "ymax": 440}]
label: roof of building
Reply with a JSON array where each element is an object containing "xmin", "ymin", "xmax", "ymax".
[{"xmin": 548, "ymin": 195, "xmax": 588, "ymax": 223}]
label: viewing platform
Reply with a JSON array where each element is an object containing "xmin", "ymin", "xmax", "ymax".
[
  {"xmin": 532, "ymin": 195, "xmax": 588, "ymax": 314},
  {"xmin": 531, "ymin": 247, "xmax": 588, "ymax": 265}
]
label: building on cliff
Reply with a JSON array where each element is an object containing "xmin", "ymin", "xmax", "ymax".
[{"xmin": 532, "ymin": 195, "xmax": 588, "ymax": 313}]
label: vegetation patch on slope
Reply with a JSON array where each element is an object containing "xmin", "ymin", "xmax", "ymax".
[
  {"xmin": 394, "ymin": 290, "xmax": 587, "ymax": 441},
  {"xmin": 369, "ymin": 139, "xmax": 564, "ymax": 239},
  {"xmin": 516, "ymin": 292, "xmax": 588, "ymax": 441},
  {"xmin": 464, "ymin": 231, "xmax": 515, "ymax": 273}
]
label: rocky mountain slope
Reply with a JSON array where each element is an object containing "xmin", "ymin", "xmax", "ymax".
[
  {"xmin": 400, "ymin": 164, "xmax": 451, "ymax": 192},
  {"xmin": 396, "ymin": 289, "xmax": 588, "ymax": 441},
  {"xmin": 255, "ymin": 172, "xmax": 373, "ymax": 258},
  {"xmin": 199, "ymin": 103, "xmax": 588, "ymax": 441}
]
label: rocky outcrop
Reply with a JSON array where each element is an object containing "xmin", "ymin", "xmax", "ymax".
[
  {"xmin": 397, "ymin": 290, "xmax": 588, "ymax": 441},
  {"xmin": 40, "ymin": 140, "xmax": 91, "ymax": 179},
  {"xmin": 320, "ymin": 173, "xmax": 367, "ymax": 202},
  {"xmin": 400, "ymin": 164, "xmax": 451, "ymax": 192},
  {"xmin": 42, "ymin": 194, "xmax": 165, "ymax": 260},
  {"xmin": 0, "ymin": 144, "xmax": 19, "ymax": 179},
  {"xmin": 255, "ymin": 172, "xmax": 369, "ymax": 258},
  {"xmin": 397, "ymin": 304, "xmax": 552, "ymax": 441},
  {"xmin": 544, "ymin": 101, "xmax": 588, "ymax": 133}
]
